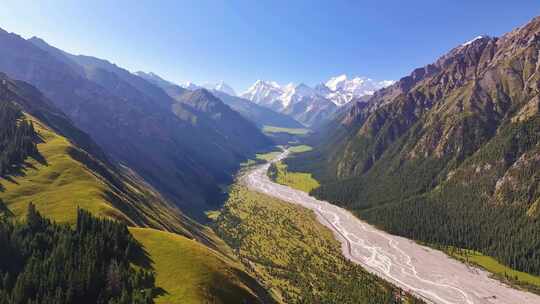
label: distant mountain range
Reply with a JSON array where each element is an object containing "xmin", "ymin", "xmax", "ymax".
[
  {"xmin": 167, "ymin": 75, "xmax": 393, "ymax": 127},
  {"xmin": 240, "ymin": 76, "xmax": 393, "ymax": 126},
  {"xmin": 137, "ymin": 71, "xmax": 304, "ymax": 129}
]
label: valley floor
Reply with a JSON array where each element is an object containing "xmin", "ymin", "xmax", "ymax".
[{"xmin": 244, "ymin": 150, "xmax": 540, "ymax": 304}]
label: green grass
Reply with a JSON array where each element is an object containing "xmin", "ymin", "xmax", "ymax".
[
  {"xmin": 0, "ymin": 116, "xmax": 129, "ymax": 224},
  {"xmin": 262, "ymin": 125, "xmax": 310, "ymax": 135},
  {"xmin": 0, "ymin": 115, "xmax": 195, "ymax": 236},
  {"xmin": 0, "ymin": 115, "xmax": 271, "ymax": 303},
  {"xmin": 256, "ymin": 151, "xmax": 282, "ymax": 162},
  {"xmin": 131, "ymin": 228, "xmax": 265, "ymax": 304},
  {"xmin": 288, "ymin": 145, "xmax": 313, "ymax": 153},
  {"xmin": 445, "ymin": 247, "xmax": 540, "ymax": 293},
  {"xmin": 240, "ymin": 147, "xmax": 283, "ymax": 167},
  {"xmin": 269, "ymin": 162, "xmax": 320, "ymax": 193},
  {"xmin": 213, "ymin": 186, "xmax": 420, "ymax": 303}
]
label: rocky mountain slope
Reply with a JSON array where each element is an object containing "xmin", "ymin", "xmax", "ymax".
[
  {"xmin": 289, "ymin": 16, "xmax": 540, "ymax": 276},
  {"xmin": 138, "ymin": 71, "xmax": 304, "ymax": 129},
  {"xmin": 0, "ymin": 30, "xmax": 272, "ymax": 218},
  {"xmin": 209, "ymin": 90, "xmax": 305, "ymax": 129}
]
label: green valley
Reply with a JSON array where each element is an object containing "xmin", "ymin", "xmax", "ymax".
[
  {"xmin": 213, "ymin": 185, "xmax": 420, "ymax": 304},
  {"xmin": 0, "ymin": 78, "xmax": 270, "ymax": 304},
  {"xmin": 262, "ymin": 125, "xmax": 310, "ymax": 135}
]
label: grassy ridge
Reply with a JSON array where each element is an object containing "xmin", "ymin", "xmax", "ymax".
[
  {"xmin": 0, "ymin": 115, "xmax": 195, "ymax": 236},
  {"xmin": 214, "ymin": 186, "xmax": 421, "ymax": 304},
  {"xmin": 0, "ymin": 116, "xmax": 129, "ymax": 224},
  {"xmin": 130, "ymin": 228, "xmax": 265, "ymax": 304},
  {"xmin": 0, "ymin": 114, "xmax": 270, "ymax": 303},
  {"xmin": 256, "ymin": 151, "xmax": 282, "ymax": 162}
]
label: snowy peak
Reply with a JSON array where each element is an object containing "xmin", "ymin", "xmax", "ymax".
[
  {"xmin": 242, "ymin": 75, "xmax": 394, "ymax": 108},
  {"xmin": 325, "ymin": 74, "xmax": 348, "ymax": 91},
  {"xmin": 135, "ymin": 71, "xmax": 175, "ymax": 87},
  {"xmin": 180, "ymin": 81, "xmax": 202, "ymax": 91},
  {"xmin": 320, "ymin": 75, "xmax": 395, "ymax": 106},
  {"xmin": 203, "ymin": 81, "xmax": 237, "ymax": 96},
  {"xmin": 279, "ymin": 83, "xmax": 318, "ymax": 108},
  {"xmin": 176, "ymin": 81, "xmax": 237, "ymax": 96},
  {"xmin": 241, "ymin": 80, "xmax": 284, "ymax": 108},
  {"xmin": 461, "ymin": 35, "xmax": 490, "ymax": 47}
]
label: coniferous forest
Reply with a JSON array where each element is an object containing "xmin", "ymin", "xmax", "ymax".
[
  {"xmin": 0, "ymin": 100, "xmax": 39, "ymax": 176},
  {"xmin": 0, "ymin": 202, "xmax": 156, "ymax": 304},
  {"xmin": 294, "ymin": 112, "xmax": 540, "ymax": 276}
]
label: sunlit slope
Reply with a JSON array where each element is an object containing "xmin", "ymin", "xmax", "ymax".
[
  {"xmin": 130, "ymin": 228, "xmax": 268, "ymax": 304},
  {"xmin": 0, "ymin": 115, "xmax": 194, "ymax": 236},
  {"xmin": 0, "ymin": 114, "xmax": 272, "ymax": 303}
]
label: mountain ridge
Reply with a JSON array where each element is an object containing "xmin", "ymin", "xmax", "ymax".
[
  {"xmin": 0, "ymin": 29, "xmax": 272, "ymax": 220},
  {"xmin": 240, "ymin": 76, "xmax": 393, "ymax": 126},
  {"xmin": 288, "ymin": 15, "xmax": 540, "ymax": 277}
]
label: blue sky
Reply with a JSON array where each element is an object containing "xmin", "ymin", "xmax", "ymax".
[{"xmin": 1, "ymin": 1, "xmax": 539, "ymax": 92}]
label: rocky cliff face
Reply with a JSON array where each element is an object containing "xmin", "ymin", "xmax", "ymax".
[{"xmin": 324, "ymin": 18, "xmax": 540, "ymax": 181}]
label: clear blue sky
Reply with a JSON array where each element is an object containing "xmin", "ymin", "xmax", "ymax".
[{"xmin": 1, "ymin": 0, "xmax": 539, "ymax": 92}]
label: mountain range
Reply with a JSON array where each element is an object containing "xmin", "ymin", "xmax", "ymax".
[
  {"xmin": 288, "ymin": 16, "xmax": 540, "ymax": 277},
  {"xmin": 167, "ymin": 75, "xmax": 393, "ymax": 127},
  {"xmin": 1, "ymin": 11, "xmax": 540, "ymax": 304},
  {"xmin": 240, "ymin": 76, "xmax": 393, "ymax": 126},
  {"xmin": 0, "ymin": 30, "xmax": 273, "ymax": 219},
  {"xmin": 137, "ymin": 71, "xmax": 304, "ymax": 129}
]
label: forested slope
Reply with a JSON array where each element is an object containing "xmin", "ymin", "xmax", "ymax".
[{"xmin": 288, "ymin": 16, "xmax": 540, "ymax": 276}]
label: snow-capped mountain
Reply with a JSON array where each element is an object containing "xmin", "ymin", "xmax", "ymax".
[
  {"xmin": 243, "ymin": 75, "xmax": 394, "ymax": 108},
  {"xmin": 178, "ymin": 81, "xmax": 237, "ymax": 96},
  {"xmin": 318, "ymin": 75, "xmax": 395, "ymax": 106},
  {"xmin": 180, "ymin": 81, "xmax": 203, "ymax": 91},
  {"xmin": 241, "ymin": 81, "xmax": 337, "ymax": 126},
  {"xmin": 203, "ymin": 81, "xmax": 237, "ymax": 96},
  {"xmin": 135, "ymin": 71, "xmax": 175, "ymax": 87},
  {"xmin": 461, "ymin": 35, "xmax": 489, "ymax": 47},
  {"xmin": 279, "ymin": 83, "xmax": 319, "ymax": 109},
  {"xmin": 241, "ymin": 80, "xmax": 284, "ymax": 110},
  {"xmin": 240, "ymin": 75, "xmax": 394, "ymax": 126}
]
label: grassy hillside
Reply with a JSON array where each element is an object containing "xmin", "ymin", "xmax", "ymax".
[
  {"xmin": 130, "ymin": 228, "xmax": 268, "ymax": 304},
  {"xmin": 213, "ymin": 186, "xmax": 421, "ymax": 304},
  {"xmin": 0, "ymin": 116, "xmax": 127, "ymax": 224},
  {"xmin": 0, "ymin": 115, "xmax": 196, "ymax": 236},
  {"xmin": 0, "ymin": 113, "xmax": 272, "ymax": 303}
]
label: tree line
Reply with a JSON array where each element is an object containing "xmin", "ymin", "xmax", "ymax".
[
  {"xmin": 298, "ymin": 115, "xmax": 540, "ymax": 276},
  {"xmin": 0, "ymin": 202, "xmax": 156, "ymax": 304},
  {"xmin": 0, "ymin": 100, "xmax": 39, "ymax": 176}
]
